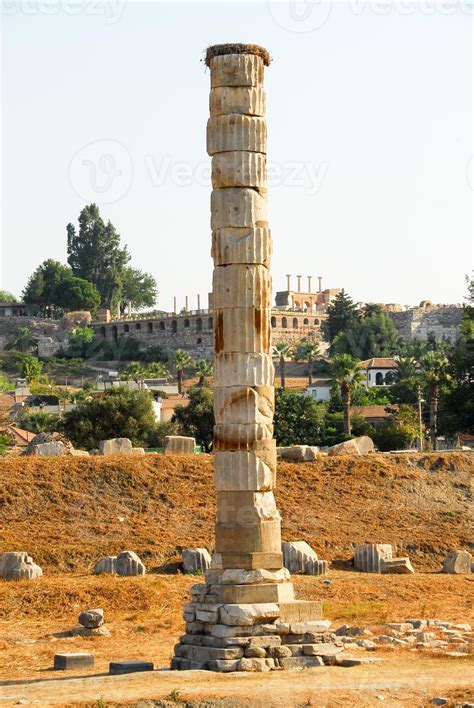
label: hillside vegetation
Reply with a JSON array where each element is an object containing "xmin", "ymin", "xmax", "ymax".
[{"xmin": 0, "ymin": 452, "xmax": 471, "ymax": 573}]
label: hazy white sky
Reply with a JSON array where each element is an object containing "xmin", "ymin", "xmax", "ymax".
[{"xmin": 1, "ymin": 1, "xmax": 472, "ymax": 311}]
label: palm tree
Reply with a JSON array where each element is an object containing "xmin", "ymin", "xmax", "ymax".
[
  {"xmin": 394, "ymin": 356, "xmax": 419, "ymax": 382},
  {"xmin": 145, "ymin": 362, "xmax": 170, "ymax": 379},
  {"xmin": 420, "ymin": 351, "xmax": 452, "ymax": 449},
  {"xmin": 174, "ymin": 349, "xmax": 193, "ymax": 394},
  {"xmin": 272, "ymin": 342, "xmax": 294, "ymax": 389},
  {"xmin": 329, "ymin": 353, "xmax": 364, "ymax": 436},
  {"xmin": 194, "ymin": 359, "xmax": 213, "ymax": 387},
  {"xmin": 295, "ymin": 341, "xmax": 320, "ymax": 387},
  {"xmin": 7, "ymin": 327, "xmax": 37, "ymax": 353}
]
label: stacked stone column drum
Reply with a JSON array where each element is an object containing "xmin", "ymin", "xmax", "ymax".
[{"xmin": 172, "ymin": 46, "xmax": 327, "ymax": 673}]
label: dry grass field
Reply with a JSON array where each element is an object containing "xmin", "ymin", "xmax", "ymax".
[{"xmin": 0, "ymin": 452, "xmax": 472, "ymax": 705}]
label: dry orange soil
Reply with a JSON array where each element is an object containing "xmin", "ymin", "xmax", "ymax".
[{"xmin": 0, "ymin": 452, "xmax": 472, "ymax": 706}]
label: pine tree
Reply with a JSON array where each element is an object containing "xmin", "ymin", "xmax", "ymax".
[
  {"xmin": 67, "ymin": 204, "xmax": 130, "ymax": 310},
  {"xmin": 323, "ymin": 290, "xmax": 360, "ymax": 342}
]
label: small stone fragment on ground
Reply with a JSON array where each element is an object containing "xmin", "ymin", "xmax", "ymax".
[
  {"xmin": 442, "ymin": 550, "xmax": 472, "ymax": 575},
  {"xmin": 182, "ymin": 548, "xmax": 212, "ymax": 574}
]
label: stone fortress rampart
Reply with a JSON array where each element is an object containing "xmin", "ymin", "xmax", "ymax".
[{"xmin": 0, "ymin": 293, "xmax": 464, "ymax": 361}]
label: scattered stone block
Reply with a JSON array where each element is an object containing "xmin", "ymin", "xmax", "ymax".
[
  {"xmin": 238, "ymin": 657, "xmax": 274, "ymax": 672},
  {"xmin": 164, "ymin": 435, "xmax": 196, "ymax": 454},
  {"xmin": 79, "ymin": 609, "xmax": 104, "ymax": 628},
  {"xmin": 98, "ymin": 438, "xmax": 132, "ymax": 455},
  {"xmin": 109, "ymin": 661, "xmax": 154, "ymax": 675},
  {"xmin": 328, "ymin": 436, "xmax": 374, "ymax": 456},
  {"xmin": 132, "ymin": 447, "xmax": 146, "ymax": 455},
  {"xmin": 354, "ymin": 544, "xmax": 393, "ymax": 573},
  {"xmin": 430, "ymin": 699, "xmax": 448, "ymax": 706},
  {"xmin": 282, "ymin": 541, "xmax": 328, "ymax": 576},
  {"xmin": 94, "ymin": 556, "xmax": 117, "ymax": 575},
  {"xmin": 381, "ymin": 557, "xmax": 414, "ymax": 574},
  {"xmin": 70, "ymin": 449, "xmax": 90, "ymax": 457},
  {"xmin": 30, "ymin": 441, "xmax": 66, "ymax": 456},
  {"xmin": 442, "ymin": 550, "xmax": 472, "ymax": 575},
  {"xmin": 302, "ymin": 643, "xmax": 343, "ymax": 657},
  {"xmin": 182, "ymin": 548, "xmax": 212, "ymax": 574},
  {"xmin": 0, "ymin": 551, "xmax": 43, "ymax": 580},
  {"xmin": 54, "ymin": 653, "xmax": 94, "ymax": 670},
  {"xmin": 279, "ymin": 656, "xmax": 324, "ymax": 670},
  {"xmin": 278, "ymin": 445, "xmax": 319, "ymax": 462},
  {"xmin": 116, "ymin": 551, "xmax": 146, "ymax": 576}
]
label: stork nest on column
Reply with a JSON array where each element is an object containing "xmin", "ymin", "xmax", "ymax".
[{"xmin": 205, "ymin": 43, "xmax": 271, "ymax": 67}]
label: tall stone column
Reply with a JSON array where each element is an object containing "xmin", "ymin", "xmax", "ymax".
[{"xmin": 172, "ymin": 44, "xmax": 326, "ymax": 674}]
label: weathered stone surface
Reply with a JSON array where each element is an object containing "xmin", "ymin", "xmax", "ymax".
[
  {"xmin": 381, "ymin": 557, "xmax": 415, "ymax": 574},
  {"xmin": 30, "ymin": 441, "xmax": 66, "ymax": 456},
  {"xmin": 442, "ymin": 550, "xmax": 472, "ymax": 575},
  {"xmin": 212, "ymin": 151, "xmax": 266, "ymax": 189},
  {"xmin": 208, "ymin": 115, "xmax": 266, "ymax": 155},
  {"xmin": 79, "ymin": 609, "xmax": 104, "ymax": 628},
  {"xmin": 213, "ymin": 264, "xmax": 270, "ymax": 310},
  {"xmin": 116, "ymin": 551, "xmax": 146, "ymax": 576},
  {"xmin": 132, "ymin": 447, "xmax": 146, "ymax": 456},
  {"xmin": 218, "ymin": 568, "xmax": 290, "ymax": 585},
  {"xmin": 70, "ymin": 449, "xmax": 90, "ymax": 457},
  {"xmin": 278, "ymin": 446, "xmax": 319, "ymax": 462},
  {"xmin": 245, "ymin": 646, "xmax": 267, "ymax": 658},
  {"xmin": 182, "ymin": 548, "xmax": 212, "ymax": 574},
  {"xmin": 214, "ymin": 449, "xmax": 276, "ymax": 492},
  {"xmin": 218, "ymin": 582, "xmax": 294, "ymax": 605},
  {"xmin": 210, "ymin": 86, "xmax": 266, "ymax": 116},
  {"xmin": 211, "ymin": 188, "xmax": 267, "ymax": 230},
  {"xmin": 220, "ymin": 603, "xmax": 280, "ymax": 626},
  {"xmin": 214, "ymin": 352, "xmax": 274, "ymax": 387},
  {"xmin": 238, "ymin": 657, "xmax": 274, "ymax": 671},
  {"xmin": 216, "ymin": 491, "xmax": 280, "ymax": 524},
  {"xmin": 278, "ymin": 602, "xmax": 324, "ymax": 624},
  {"xmin": 214, "ymin": 308, "xmax": 271, "ymax": 354},
  {"xmin": 354, "ymin": 544, "xmax": 393, "ymax": 573},
  {"xmin": 302, "ymin": 643, "xmax": 343, "ymax": 657},
  {"xmin": 54, "ymin": 653, "xmax": 94, "ymax": 670},
  {"xmin": 289, "ymin": 621, "xmax": 332, "ymax": 635},
  {"xmin": 212, "ymin": 227, "xmax": 272, "ymax": 268},
  {"xmin": 0, "ymin": 552, "xmax": 43, "ymax": 580},
  {"xmin": 214, "ymin": 386, "xmax": 274, "ymax": 426},
  {"xmin": 98, "ymin": 438, "xmax": 132, "ymax": 455},
  {"xmin": 210, "ymin": 53, "xmax": 264, "ymax": 88},
  {"xmin": 279, "ymin": 656, "xmax": 324, "ymax": 670},
  {"xmin": 214, "ymin": 422, "xmax": 273, "ymax": 451},
  {"xmin": 219, "ymin": 553, "xmax": 283, "ymax": 572},
  {"xmin": 282, "ymin": 541, "xmax": 318, "ymax": 574},
  {"xmin": 164, "ymin": 435, "xmax": 195, "ymax": 454},
  {"xmin": 328, "ymin": 436, "xmax": 374, "ymax": 456},
  {"xmin": 94, "ymin": 556, "xmax": 117, "ymax": 575},
  {"xmin": 216, "ymin": 519, "xmax": 281, "ymax": 555}
]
